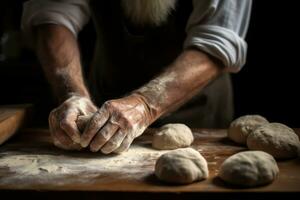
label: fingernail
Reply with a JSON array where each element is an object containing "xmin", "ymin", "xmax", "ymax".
[
  {"xmin": 80, "ymin": 140, "xmax": 89, "ymax": 148},
  {"xmin": 101, "ymin": 147, "xmax": 111, "ymax": 154},
  {"xmin": 89, "ymin": 143, "xmax": 99, "ymax": 152},
  {"xmin": 73, "ymin": 135, "xmax": 81, "ymax": 144},
  {"xmin": 90, "ymin": 146, "xmax": 99, "ymax": 153}
]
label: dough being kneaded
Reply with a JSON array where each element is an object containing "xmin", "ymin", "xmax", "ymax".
[
  {"xmin": 247, "ymin": 123, "xmax": 300, "ymax": 159},
  {"xmin": 152, "ymin": 123, "xmax": 194, "ymax": 150},
  {"xmin": 228, "ymin": 115, "xmax": 269, "ymax": 145},
  {"xmin": 155, "ymin": 148, "xmax": 209, "ymax": 184},
  {"xmin": 219, "ymin": 151, "xmax": 279, "ymax": 187}
]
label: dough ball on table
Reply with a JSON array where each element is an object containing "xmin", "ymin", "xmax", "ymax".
[
  {"xmin": 152, "ymin": 123, "xmax": 194, "ymax": 150},
  {"xmin": 228, "ymin": 115, "xmax": 269, "ymax": 145},
  {"xmin": 219, "ymin": 151, "xmax": 279, "ymax": 187},
  {"xmin": 247, "ymin": 123, "xmax": 300, "ymax": 159},
  {"xmin": 155, "ymin": 148, "xmax": 209, "ymax": 184}
]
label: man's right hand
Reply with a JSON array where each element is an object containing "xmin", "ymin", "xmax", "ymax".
[{"xmin": 49, "ymin": 95, "xmax": 97, "ymax": 150}]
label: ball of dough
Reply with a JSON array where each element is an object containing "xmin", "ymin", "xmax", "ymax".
[
  {"xmin": 228, "ymin": 115, "xmax": 269, "ymax": 145},
  {"xmin": 152, "ymin": 123, "xmax": 194, "ymax": 150},
  {"xmin": 247, "ymin": 123, "xmax": 300, "ymax": 159},
  {"xmin": 219, "ymin": 151, "xmax": 279, "ymax": 187},
  {"xmin": 155, "ymin": 148, "xmax": 208, "ymax": 184}
]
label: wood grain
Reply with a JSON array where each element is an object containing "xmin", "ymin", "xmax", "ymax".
[
  {"xmin": 0, "ymin": 128, "xmax": 299, "ymax": 193},
  {"xmin": 0, "ymin": 105, "xmax": 31, "ymax": 145}
]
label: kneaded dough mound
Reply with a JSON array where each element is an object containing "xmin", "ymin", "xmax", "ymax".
[
  {"xmin": 152, "ymin": 123, "xmax": 194, "ymax": 150},
  {"xmin": 247, "ymin": 123, "xmax": 300, "ymax": 159},
  {"xmin": 219, "ymin": 151, "xmax": 279, "ymax": 187},
  {"xmin": 155, "ymin": 148, "xmax": 208, "ymax": 184},
  {"xmin": 228, "ymin": 115, "xmax": 269, "ymax": 145}
]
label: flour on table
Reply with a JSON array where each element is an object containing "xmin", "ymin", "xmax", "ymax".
[
  {"xmin": 0, "ymin": 144, "xmax": 169, "ymax": 186},
  {"xmin": 0, "ymin": 155, "xmax": 65, "ymax": 175}
]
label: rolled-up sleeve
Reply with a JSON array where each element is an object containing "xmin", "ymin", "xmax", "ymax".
[
  {"xmin": 184, "ymin": 0, "xmax": 252, "ymax": 72},
  {"xmin": 21, "ymin": 0, "xmax": 90, "ymax": 37}
]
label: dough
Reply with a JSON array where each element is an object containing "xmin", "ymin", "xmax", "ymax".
[
  {"xmin": 228, "ymin": 115, "xmax": 269, "ymax": 145},
  {"xmin": 247, "ymin": 123, "xmax": 300, "ymax": 159},
  {"xmin": 152, "ymin": 123, "xmax": 194, "ymax": 150},
  {"xmin": 219, "ymin": 151, "xmax": 279, "ymax": 187},
  {"xmin": 155, "ymin": 148, "xmax": 208, "ymax": 184}
]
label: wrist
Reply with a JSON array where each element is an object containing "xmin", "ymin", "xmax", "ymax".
[
  {"xmin": 58, "ymin": 92, "xmax": 92, "ymax": 107},
  {"xmin": 65, "ymin": 91, "xmax": 90, "ymax": 100},
  {"xmin": 130, "ymin": 92, "xmax": 163, "ymax": 125},
  {"xmin": 57, "ymin": 88, "xmax": 91, "ymax": 103}
]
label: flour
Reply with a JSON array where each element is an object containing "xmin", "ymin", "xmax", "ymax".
[
  {"xmin": 0, "ymin": 155, "xmax": 69, "ymax": 176},
  {"xmin": 0, "ymin": 144, "xmax": 169, "ymax": 186},
  {"xmin": 136, "ymin": 72, "xmax": 176, "ymax": 109}
]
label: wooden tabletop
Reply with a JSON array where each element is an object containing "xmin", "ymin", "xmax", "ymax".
[{"xmin": 0, "ymin": 128, "xmax": 299, "ymax": 198}]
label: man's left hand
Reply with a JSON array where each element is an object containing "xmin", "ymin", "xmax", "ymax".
[{"xmin": 80, "ymin": 94, "xmax": 152, "ymax": 154}]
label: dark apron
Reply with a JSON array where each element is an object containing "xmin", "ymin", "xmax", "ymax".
[{"xmin": 88, "ymin": 0, "xmax": 233, "ymax": 128}]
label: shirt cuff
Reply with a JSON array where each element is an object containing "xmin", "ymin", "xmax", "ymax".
[{"xmin": 184, "ymin": 25, "xmax": 248, "ymax": 72}]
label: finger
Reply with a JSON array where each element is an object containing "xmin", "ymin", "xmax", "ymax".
[
  {"xmin": 89, "ymin": 121, "xmax": 119, "ymax": 152},
  {"xmin": 49, "ymin": 112, "xmax": 81, "ymax": 150},
  {"xmin": 101, "ymin": 129, "xmax": 127, "ymax": 154},
  {"xmin": 50, "ymin": 122, "xmax": 80, "ymax": 150},
  {"xmin": 53, "ymin": 131, "xmax": 82, "ymax": 150},
  {"xmin": 81, "ymin": 108, "xmax": 109, "ymax": 147},
  {"xmin": 113, "ymin": 134, "xmax": 135, "ymax": 154},
  {"xmin": 60, "ymin": 111, "xmax": 81, "ymax": 144},
  {"xmin": 49, "ymin": 111, "xmax": 69, "ymax": 146}
]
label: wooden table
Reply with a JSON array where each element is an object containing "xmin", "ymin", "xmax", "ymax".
[{"xmin": 0, "ymin": 128, "xmax": 299, "ymax": 199}]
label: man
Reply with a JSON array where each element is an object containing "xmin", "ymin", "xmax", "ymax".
[{"xmin": 22, "ymin": 0, "xmax": 252, "ymax": 153}]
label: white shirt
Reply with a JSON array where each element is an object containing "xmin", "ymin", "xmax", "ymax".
[{"xmin": 21, "ymin": 0, "xmax": 252, "ymax": 72}]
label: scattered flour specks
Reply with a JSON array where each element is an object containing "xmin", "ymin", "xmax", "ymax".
[{"xmin": 0, "ymin": 145, "xmax": 169, "ymax": 187}]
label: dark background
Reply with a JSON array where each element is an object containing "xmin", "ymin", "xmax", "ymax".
[{"xmin": 0, "ymin": 1, "xmax": 299, "ymax": 127}]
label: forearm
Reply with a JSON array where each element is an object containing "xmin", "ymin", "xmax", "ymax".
[
  {"xmin": 35, "ymin": 24, "xmax": 90, "ymax": 103},
  {"xmin": 135, "ymin": 49, "xmax": 222, "ymax": 123}
]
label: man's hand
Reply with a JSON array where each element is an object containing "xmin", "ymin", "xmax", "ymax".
[
  {"xmin": 49, "ymin": 95, "xmax": 97, "ymax": 150},
  {"xmin": 80, "ymin": 94, "xmax": 152, "ymax": 154},
  {"xmin": 79, "ymin": 50, "xmax": 221, "ymax": 154},
  {"xmin": 35, "ymin": 25, "xmax": 96, "ymax": 150}
]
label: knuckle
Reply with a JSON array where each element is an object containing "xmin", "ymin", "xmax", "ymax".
[
  {"xmin": 118, "ymin": 112, "xmax": 126, "ymax": 120},
  {"xmin": 125, "ymin": 122, "xmax": 133, "ymax": 129},
  {"xmin": 107, "ymin": 141, "xmax": 118, "ymax": 149},
  {"xmin": 89, "ymin": 117, "xmax": 97, "ymax": 126},
  {"xmin": 100, "ymin": 130, "xmax": 110, "ymax": 141},
  {"xmin": 104, "ymin": 100, "xmax": 118, "ymax": 110},
  {"xmin": 88, "ymin": 116, "xmax": 100, "ymax": 128},
  {"xmin": 103, "ymin": 101, "xmax": 112, "ymax": 108},
  {"xmin": 60, "ymin": 119, "xmax": 70, "ymax": 130},
  {"xmin": 112, "ymin": 113, "xmax": 130, "ymax": 126}
]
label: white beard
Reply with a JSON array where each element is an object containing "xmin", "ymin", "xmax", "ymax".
[{"xmin": 121, "ymin": 0, "xmax": 177, "ymax": 26}]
